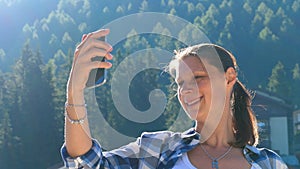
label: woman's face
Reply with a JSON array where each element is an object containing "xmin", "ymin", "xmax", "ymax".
[{"xmin": 175, "ymin": 55, "xmax": 225, "ymax": 121}]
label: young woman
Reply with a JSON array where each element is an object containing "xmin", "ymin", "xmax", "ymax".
[{"xmin": 61, "ymin": 29, "xmax": 288, "ymax": 168}]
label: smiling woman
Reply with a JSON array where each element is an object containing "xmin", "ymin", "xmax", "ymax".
[{"xmin": 61, "ymin": 31, "xmax": 288, "ymax": 168}]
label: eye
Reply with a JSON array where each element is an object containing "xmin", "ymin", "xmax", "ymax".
[{"xmin": 195, "ymin": 75, "xmax": 205, "ymax": 79}]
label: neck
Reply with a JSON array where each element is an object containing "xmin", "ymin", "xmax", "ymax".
[{"xmin": 195, "ymin": 104, "xmax": 235, "ymax": 148}]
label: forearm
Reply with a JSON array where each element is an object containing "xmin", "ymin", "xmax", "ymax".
[
  {"xmin": 63, "ymin": 29, "xmax": 112, "ymax": 158},
  {"xmin": 65, "ymin": 91, "xmax": 93, "ymax": 158}
]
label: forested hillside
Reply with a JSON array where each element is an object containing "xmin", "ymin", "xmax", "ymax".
[{"xmin": 0, "ymin": 0, "xmax": 299, "ymax": 168}]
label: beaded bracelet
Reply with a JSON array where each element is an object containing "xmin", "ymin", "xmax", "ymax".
[
  {"xmin": 65, "ymin": 102, "xmax": 87, "ymax": 124},
  {"xmin": 65, "ymin": 111, "xmax": 87, "ymax": 124}
]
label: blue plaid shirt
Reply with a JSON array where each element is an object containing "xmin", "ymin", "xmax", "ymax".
[{"xmin": 61, "ymin": 128, "xmax": 288, "ymax": 169}]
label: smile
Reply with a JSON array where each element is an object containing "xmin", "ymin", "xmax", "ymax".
[{"xmin": 185, "ymin": 97, "xmax": 201, "ymax": 106}]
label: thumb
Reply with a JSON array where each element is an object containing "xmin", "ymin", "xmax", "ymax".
[{"xmin": 81, "ymin": 34, "xmax": 87, "ymax": 41}]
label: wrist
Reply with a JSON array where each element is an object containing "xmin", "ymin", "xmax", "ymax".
[{"xmin": 66, "ymin": 88, "xmax": 85, "ymax": 105}]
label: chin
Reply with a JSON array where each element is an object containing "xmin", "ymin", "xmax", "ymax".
[{"xmin": 185, "ymin": 108, "xmax": 199, "ymax": 120}]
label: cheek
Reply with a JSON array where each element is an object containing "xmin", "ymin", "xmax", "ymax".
[{"xmin": 197, "ymin": 80, "xmax": 211, "ymax": 93}]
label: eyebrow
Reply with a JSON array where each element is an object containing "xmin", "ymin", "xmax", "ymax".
[{"xmin": 193, "ymin": 71, "xmax": 207, "ymax": 75}]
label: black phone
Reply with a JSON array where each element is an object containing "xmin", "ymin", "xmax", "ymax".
[{"xmin": 85, "ymin": 36, "xmax": 107, "ymax": 88}]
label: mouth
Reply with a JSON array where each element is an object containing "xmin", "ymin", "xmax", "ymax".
[{"xmin": 185, "ymin": 97, "xmax": 202, "ymax": 106}]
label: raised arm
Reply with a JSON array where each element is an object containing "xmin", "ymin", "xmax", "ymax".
[{"xmin": 64, "ymin": 29, "xmax": 113, "ymax": 157}]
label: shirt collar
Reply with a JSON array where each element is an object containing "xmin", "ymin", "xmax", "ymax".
[
  {"xmin": 181, "ymin": 127, "xmax": 200, "ymax": 139},
  {"xmin": 180, "ymin": 128, "xmax": 261, "ymax": 156},
  {"xmin": 171, "ymin": 128, "xmax": 200, "ymax": 154},
  {"xmin": 244, "ymin": 144, "xmax": 260, "ymax": 155}
]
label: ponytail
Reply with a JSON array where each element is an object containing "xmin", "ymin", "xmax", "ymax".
[{"xmin": 232, "ymin": 80, "xmax": 259, "ymax": 147}]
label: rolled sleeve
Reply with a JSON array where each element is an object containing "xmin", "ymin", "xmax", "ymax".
[{"xmin": 61, "ymin": 139, "xmax": 102, "ymax": 169}]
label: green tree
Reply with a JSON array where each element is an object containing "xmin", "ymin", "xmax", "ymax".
[
  {"xmin": 198, "ymin": 4, "xmax": 220, "ymax": 38},
  {"xmin": 11, "ymin": 43, "xmax": 61, "ymax": 168},
  {"xmin": 0, "ymin": 69, "xmax": 22, "ymax": 168},
  {"xmin": 291, "ymin": 63, "xmax": 300, "ymax": 107},
  {"xmin": 251, "ymin": 2, "xmax": 275, "ymax": 34},
  {"xmin": 243, "ymin": 1, "xmax": 252, "ymax": 14},
  {"xmin": 103, "ymin": 6, "xmax": 110, "ymax": 13},
  {"xmin": 271, "ymin": 7, "xmax": 293, "ymax": 34},
  {"xmin": 124, "ymin": 29, "xmax": 150, "ymax": 53},
  {"xmin": 170, "ymin": 7, "xmax": 176, "ymax": 15},
  {"xmin": 52, "ymin": 48, "xmax": 73, "ymax": 137},
  {"xmin": 259, "ymin": 26, "xmax": 278, "ymax": 41},
  {"xmin": 195, "ymin": 2, "xmax": 205, "ymax": 14},
  {"xmin": 292, "ymin": 63, "xmax": 300, "ymax": 80},
  {"xmin": 168, "ymin": 0, "xmax": 175, "ymax": 7},
  {"xmin": 152, "ymin": 22, "xmax": 174, "ymax": 51},
  {"xmin": 0, "ymin": 111, "xmax": 21, "ymax": 168},
  {"xmin": 217, "ymin": 12, "xmax": 233, "ymax": 46},
  {"xmin": 292, "ymin": 0, "xmax": 300, "ymax": 12},
  {"xmin": 139, "ymin": 0, "xmax": 148, "ymax": 12},
  {"xmin": 116, "ymin": 5, "xmax": 125, "ymax": 14},
  {"xmin": 267, "ymin": 61, "xmax": 291, "ymax": 99}
]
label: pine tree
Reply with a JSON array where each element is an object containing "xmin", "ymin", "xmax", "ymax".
[
  {"xmin": 0, "ymin": 69, "xmax": 22, "ymax": 168},
  {"xmin": 217, "ymin": 13, "xmax": 233, "ymax": 46},
  {"xmin": 267, "ymin": 61, "xmax": 291, "ymax": 100},
  {"xmin": 52, "ymin": 48, "xmax": 73, "ymax": 134},
  {"xmin": 139, "ymin": 0, "xmax": 148, "ymax": 12},
  {"xmin": 11, "ymin": 42, "xmax": 61, "ymax": 168},
  {"xmin": 292, "ymin": 63, "xmax": 300, "ymax": 107},
  {"xmin": 198, "ymin": 3, "xmax": 220, "ymax": 39},
  {"xmin": 152, "ymin": 22, "xmax": 174, "ymax": 51},
  {"xmin": 0, "ymin": 112, "xmax": 19, "ymax": 168}
]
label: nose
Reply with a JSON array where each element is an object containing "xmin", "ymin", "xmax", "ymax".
[{"xmin": 179, "ymin": 83, "xmax": 193, "ymax": 95}]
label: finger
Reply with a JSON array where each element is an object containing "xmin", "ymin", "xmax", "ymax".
[
  {"xmin": 88, "ymin": 61, "xmax": 112, "ymax": 70},
  {"xmin": 78, "ymin": 39, "xmax": 113, "ymax": 59},
  {"xmin": 105, "ymin": 53, "xmax": 113, "ymax": 60},
  {"xmin": 90, "ymin": 29, "xmax": 110, "ymax": 39},
  {"xmin": 79, "ymin": 48, "xmax": 113, "ymax": 62},
  {"xmin": 79, "ymin": 33, "xmax": 93, "ymax": 47},
  {"xmin": 87, "ymin": 38, "xmax": 113, "ymax": 52},
  {"xmin": 82, "ymin": 34, "xmax": 88, "ymax": 41},
  {"xmin": 75, "ymin": 30, "xmax": 111, "ymax": 62},
  {"xmin": 74, "ymin": 35, "xmax": 90, "ymax": 57}
]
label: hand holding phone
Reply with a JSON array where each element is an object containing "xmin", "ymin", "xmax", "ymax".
[{"xmin": 85, "ymin": 36, "xmax": 107, "ymax": 88}]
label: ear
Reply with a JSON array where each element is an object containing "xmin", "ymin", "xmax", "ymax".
[{"xmin": 225, "ymin": 67, "xmax": 237, "ymax": 86}]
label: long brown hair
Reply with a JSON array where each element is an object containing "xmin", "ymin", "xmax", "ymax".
[{"xmin": 169, "ymin": 43, "xmax": 259, "ymax": 147}]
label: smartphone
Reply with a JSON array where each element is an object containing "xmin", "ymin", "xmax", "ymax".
[{"xmin": 85, "ymin": 36, "xmax": 107, "ymax": 88}]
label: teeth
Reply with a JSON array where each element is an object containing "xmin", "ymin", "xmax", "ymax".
[{"xmin": 186, "ymin": 98, "xmax": 201, "ymax": 106}]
